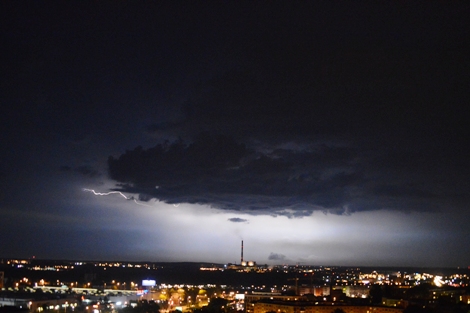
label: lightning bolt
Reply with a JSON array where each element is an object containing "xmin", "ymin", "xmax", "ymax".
[
  {"xmin": 83, "ymin": 188, "xmax": 151, "ymax": 207},
  {"xmin": 83, "ymin": 189, "xmax": 129, "ymax": 199}
]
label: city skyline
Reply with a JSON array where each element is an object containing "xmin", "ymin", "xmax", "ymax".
[{"xmin": 1, "ymin": 2, "xmax": 469, "ymax": 267}]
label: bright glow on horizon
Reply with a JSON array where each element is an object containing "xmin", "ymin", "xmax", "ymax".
[
  {"xmin": 98, "ymin": 200, "xmax": 445, "ymax": 266},
  {"xmin": 11, "ymin": 181, "xmax": 464, "ymax": 267}
]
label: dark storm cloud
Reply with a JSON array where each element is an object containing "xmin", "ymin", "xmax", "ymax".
[
  {"xmin": 268, "ymin": 253, "xmax": 286, "ymax": 261},
  {"xmin": 107, "ymin": 130, "xmax": 468, "ymax": 216},
  {"xmin": 107, "ymin": 134, "xmax": 361, "ymax": 214},
  {"xmin": 228, "ymin": 218, "xmax": 248, "ymax": 223}
]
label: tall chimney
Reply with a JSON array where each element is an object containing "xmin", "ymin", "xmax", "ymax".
[{"xmin": 241, "ymin": 240, "xmax": 244, "ymax": 264}]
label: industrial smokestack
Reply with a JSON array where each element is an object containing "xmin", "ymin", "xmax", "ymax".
[{"xmin": 241, "ymin": 240, "xmax": 244, "ymax": 264}]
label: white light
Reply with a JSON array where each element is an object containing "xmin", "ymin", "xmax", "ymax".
[{"xmin": 83, "ymin": 188, "xmax": 150, "ymax": 206}]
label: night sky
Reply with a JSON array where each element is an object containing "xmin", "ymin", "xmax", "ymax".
[{"xmin": 1, "ymin": 2, "xmax": 469, "ymax": 267}]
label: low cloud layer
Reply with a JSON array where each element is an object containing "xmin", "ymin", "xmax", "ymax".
[
  {"xmin": 228, "ymin": 218, "xmax": 248, "ymax": 223},
  {"xmin": 268, "ymin": 253, "xmax": 286, "ymax": 261},
  {"xmin": 107, "ymin": 132, "xmax": 467, "ymax": 217}
]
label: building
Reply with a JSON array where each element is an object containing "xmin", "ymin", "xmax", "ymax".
[
  {"xmin": 0, "ymin": 292, "xmax": 77, "ymax": 312},
  {"xmin": 299, "ymin": 286, "xmax": 330, "ymax": 297},
  {"xmin": 344, "ymin": 286, "xmax": 370, "ymax": 298},
  {"xmin": 245, "ymin": 293, "xmax": 307, "ymax": 313},
  {"xmin": 252, "ymin": 299, "xmax": 403, "ymax": 313}
]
